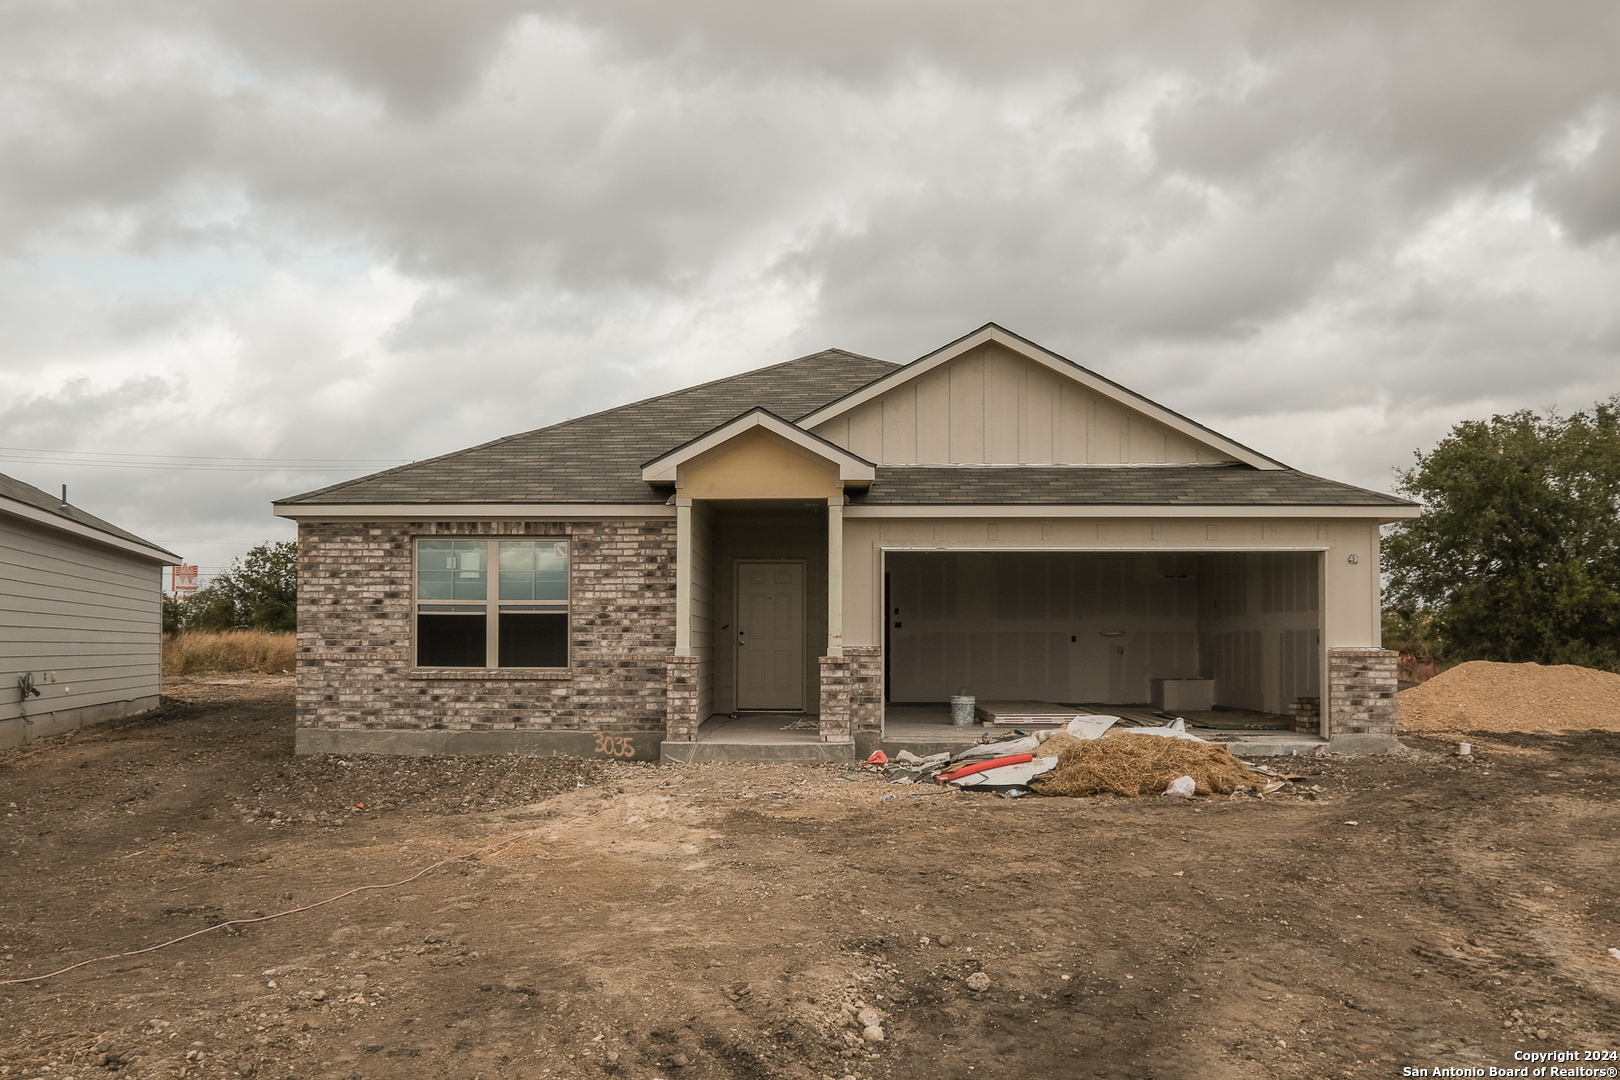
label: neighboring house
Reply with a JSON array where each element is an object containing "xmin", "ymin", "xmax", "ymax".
[
  {"xmin": 2, "ymin": 471, "xmax": 179, "ymax": 749},
  {"xmin": 275, "ymin": 324, "xmax": 1418, "ymax": 761}
]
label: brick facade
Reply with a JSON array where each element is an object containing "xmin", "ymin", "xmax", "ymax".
[
  {"xmin": 664, "ymin": 655, "xmax": 701, "ymax": 741},
  {"xmin": 845, "ymin": 646, "xmax": 884, "ymax": 735},
  {"xmin": 816, "ymin": 655, "xmax": 854, "ymax": 743},
  {"xmin": 1327, "ymin": 647, "xmax": 1399, "ymax": 736},
  {"xmin": 296, "ymin": 519, "xmax": 675, "ymax": 736},
  {"xmin": 817, "ymin": 646, "xmax": 883, "ymax": 744}
]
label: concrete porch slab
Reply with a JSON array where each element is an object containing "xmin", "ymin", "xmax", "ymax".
[
  {"xmin": 660, "ymin": 713, "xmax": 856, "ymax": 764},
  {"xmin": 658, "ymin": 705, "xmax": 1339, "ymax": 764}
]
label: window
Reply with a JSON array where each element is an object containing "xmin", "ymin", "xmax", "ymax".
[{"xmin": 415, "ymin": 539, "xmax": 569, "ymax": 668}]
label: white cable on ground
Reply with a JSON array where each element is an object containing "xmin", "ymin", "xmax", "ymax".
[{"xmin": 0, "ymin": 828, "xmax": 544, "ymax": 987}]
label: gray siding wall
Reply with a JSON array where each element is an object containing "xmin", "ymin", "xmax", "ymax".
[{"xmin": 1, "ymin": 515, "xmax": 163, "ymax": 733}]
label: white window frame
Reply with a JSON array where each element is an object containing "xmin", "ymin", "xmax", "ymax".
[{"xmin": 413, "ymin": 537, "xmax": 571, "ymax": 669}]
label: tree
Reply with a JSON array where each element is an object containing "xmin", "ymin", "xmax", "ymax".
[
  {"xmin": 1383, "ymin": 398, "xmax": 1620, "ymax": 671},
  {"xmin": 165, "ymin": 540, "xmax": 298, "ymax": 634},
  {"xmin": 217, "ymin": 540, "xmax": 298, "ymax": 632}
]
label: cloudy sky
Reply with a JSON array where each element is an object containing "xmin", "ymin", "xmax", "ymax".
[{"xmin": 4, "ymin": 1, "xmax": 1618, "ymax": 583}]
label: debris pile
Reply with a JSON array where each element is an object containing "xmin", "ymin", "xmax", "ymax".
[
  {"xmin": 859, "ymin": 715, "xmax": 1269, "ymax": 800},
  {"xmin": 1398, "ymin": 660, "xmax": 1620, "ymax": 734},
  {"xmin": 1031, "ymin": 734, "xmax": 1264, "ymax": 798}
]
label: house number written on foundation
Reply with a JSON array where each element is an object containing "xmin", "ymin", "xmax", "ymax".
[{"xmin": 593, "ymin": 733, "xmax": 638, "ymax": 758}]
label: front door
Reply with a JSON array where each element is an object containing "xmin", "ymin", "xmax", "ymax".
[{"xmin": 736, "ymin": 561, "xmax": 805, "ymax": 710}]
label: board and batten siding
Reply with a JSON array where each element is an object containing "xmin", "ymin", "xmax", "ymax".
[
  {"xmin": 1, "ymin": 516, "xmax": 163, "ymax": 741},
  {"xmin": 812, "ymin": 341, "xmax": 1237, "ymax": 466}
]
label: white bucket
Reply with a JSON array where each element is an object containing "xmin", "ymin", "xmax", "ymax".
[{"xmin": 950, "ymin": 694, "xmax": 976, "ymax": 726}]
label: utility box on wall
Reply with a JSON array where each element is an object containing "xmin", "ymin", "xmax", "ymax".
[{"xmin": 1150, "ymin": 678, "xmax": 1214, "ymax": 712}]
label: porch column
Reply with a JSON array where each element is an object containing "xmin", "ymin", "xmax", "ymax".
[
  {"xmin": 827, "ymin": 495, "xmax": 844, "ymax": 657},
  {"xmin": 674, "ymin": 497, "xmax": 693, "ymax": 656},
  {"xmin": 1327, "ymin": 648, "xmax": 1398, "ymax": 736}
]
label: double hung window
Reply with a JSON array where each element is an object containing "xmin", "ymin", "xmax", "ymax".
[{"xmin": 415, "ymin": 539, "xmax": 569, "ymax": 668}]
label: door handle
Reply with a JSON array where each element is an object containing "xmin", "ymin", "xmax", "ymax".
[{"xmin": 738, "ymin": 630, "xmax": 746, "ymax": 647}]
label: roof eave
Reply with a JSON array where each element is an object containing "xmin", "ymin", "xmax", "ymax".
[
  {"xmin": 275, "ymin": 502, "xmax": 677, "ymax": 520},
  {"xmin": 843, "ymin": 503, "xmax": 1421, "ymax": 521},
  {"xmin": 640, "ymin": 408, "xmax": 877, "ymax": 484},
  {"xmin": 1, "ymin": 495, "xmax": 180, "ymax": 564}
]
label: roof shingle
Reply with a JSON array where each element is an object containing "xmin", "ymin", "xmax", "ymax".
[
  {"xmin": 855, "ymin": 465, "xmax": 1414, "ymax": 507},
  {"xmin": 1, "ymin": 470, "xmax": 179, "ymax": 557},
  {"xmin": 276, "ymin": 345, "xmax": 1415, "ymax": 511},
  {"xmin": 278, "ymin": 350, "xmax": 897, "ymax": 506}
]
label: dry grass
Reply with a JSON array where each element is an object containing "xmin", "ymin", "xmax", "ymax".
[
  {"xmin": 1031, "ymin": 733, "xmax": 1264, "ymax": 798},
  {"xmin": 162, "ymin": 630, "xmax": 295, "ymax": 676}
]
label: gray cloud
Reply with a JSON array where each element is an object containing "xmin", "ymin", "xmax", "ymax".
[{"xmin": 2, "ymin": 0, "xmax": 1619, "ymax": 567}]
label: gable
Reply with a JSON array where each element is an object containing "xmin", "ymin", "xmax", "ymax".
[
  {"xmin": 801, "ymin": 325, "xmax": 1275, "ymax": 469},
  {"xmin": 677, "ymin": 429, "xmax": 844, "ymax": 500}
]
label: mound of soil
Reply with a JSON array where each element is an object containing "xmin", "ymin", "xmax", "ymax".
[{"xmin": 1399, "ymin": 660, "xmax": 1620, "ymax": 734}]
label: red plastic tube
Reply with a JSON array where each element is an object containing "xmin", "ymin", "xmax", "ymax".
[{"xmin": 936, "ymin": 753, "xmax": 1035, "ymax": 783}]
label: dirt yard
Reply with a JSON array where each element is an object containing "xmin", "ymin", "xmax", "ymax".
[{"xmin": 2, "ymin": 674, "xmax": 1618, "ymax": 1080}]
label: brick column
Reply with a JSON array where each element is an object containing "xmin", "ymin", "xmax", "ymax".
[
  {"xmin": 845, "ymin": 646, "xmax": 883, "ymax": 735},
  {"xmin": 818, "ymin": 655, "xmax": 854, "ymax": 743},
  {"xmin": 665, "ymin": 655, "xmax": 701, "ymax": 742},
  {"xmin": 1328, "ymin": 648, "xmax": 1399, "ymax": 736}
]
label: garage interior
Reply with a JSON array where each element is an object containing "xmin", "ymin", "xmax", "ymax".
[{"xmin": 884, "ymin": 550, "xmax": 1322, "ymax": 729}]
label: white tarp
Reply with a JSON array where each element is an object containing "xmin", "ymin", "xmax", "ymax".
[{"xmin": 950, "ymin": 756, "xmax": 1061, "ymax": 787}]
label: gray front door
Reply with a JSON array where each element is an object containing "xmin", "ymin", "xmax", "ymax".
[{"xmin": 736, "ymin": 561, "xmax": 804, "ymax": 710}]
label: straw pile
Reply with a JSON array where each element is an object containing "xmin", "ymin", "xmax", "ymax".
[
  {"xmin": 1031, "ymin": 731, "xmax": 1088, "ymax": 757},
  {"xmin": 1031, "ymin": 733, "xmax": 1264, "ymax": 798}
]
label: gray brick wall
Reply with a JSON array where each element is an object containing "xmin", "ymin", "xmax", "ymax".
[
  {"xmin": 1327, "ymin": 647, "xmax": 1398, "ymax": 736},
  {"xmin": 817, "ymin": 647, "xmax": 881, "ymax": 743},
  {"xmin": 817, "ymin": 655, "xmax": 854, "ymax": 743},
  {"xmin": 297, "ymin": 520, "xmax": 675, "ymax": 733},
  {"xmin": 665, "ymin": 655, "xmax": 701, "ymax": 741},
  {"xmin": 846, "ymin": 646, "xmax": 884, "ymax": 734}
]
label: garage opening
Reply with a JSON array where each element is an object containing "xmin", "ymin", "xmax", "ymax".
[{"xmin": 885, "ymin": 551, "xmax": 1320, "ymax": 719}]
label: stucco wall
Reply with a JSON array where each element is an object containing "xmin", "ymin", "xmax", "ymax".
[
  {"xmin": 296, "ymin": 518, "xmax": 675, "ymax": 738},
  {"xmin": 678, "ymin": 431, "xmax": 842, "ymax": 500}
]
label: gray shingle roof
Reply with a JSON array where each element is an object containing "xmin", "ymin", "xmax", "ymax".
[
  {"xmin": 278, "ymin": 350, "xmax": 898, "ymax": 506},
  {"xmin": 854, "ymin": 466, "xmax": 1415, "ymax": 507},
  {"xmin": 1, "ymin": 470, "xmax": 180, "ymax": 558},
  {"xmin": 276, "ymin": 345, "xmax": 1415, "ymax": 511}
]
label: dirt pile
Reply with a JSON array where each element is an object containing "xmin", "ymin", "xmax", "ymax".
[
  {"xmin": 1031, "ymin": 733, "xmax": 1264, "ymax": 798},
  {"xmin": 1398, "ymin": 660, "xmax": 1620, "ymax": 734}
]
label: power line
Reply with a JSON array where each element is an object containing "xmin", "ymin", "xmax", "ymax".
[
  {"xmin": 0, "ymin": 446, "xmax": 411, "ymax": 473},
  {"xmin": 2, "ymin": 445, "xmax": 407, "ymax": 463}
]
